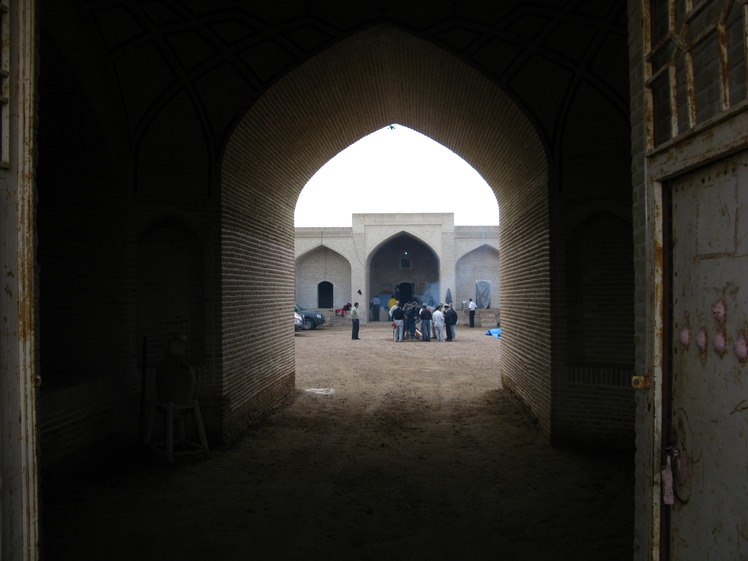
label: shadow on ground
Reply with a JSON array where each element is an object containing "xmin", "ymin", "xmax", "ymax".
[{"xmin": 42, "ymin": 325, "xmax": 633, "ymax": 561}]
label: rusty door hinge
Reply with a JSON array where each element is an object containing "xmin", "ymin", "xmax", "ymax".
[{"xmin": 631, "ymin": 375, "xmax": 651, "ymax": 389}]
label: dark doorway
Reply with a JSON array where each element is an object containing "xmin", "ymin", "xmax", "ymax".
[
  {"xmin": 397, "ymin": 282, "xmax": 413, "ymax": 304},
  {"xmin": 318, "ymin": 281, "xmax": 333, "ymax": 308}
]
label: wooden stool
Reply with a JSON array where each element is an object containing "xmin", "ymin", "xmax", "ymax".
[{"xmin": 144, "ymin": 398, "xmax": 209, "ymax": 463}]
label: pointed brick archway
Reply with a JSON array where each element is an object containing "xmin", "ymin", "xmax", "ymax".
[{"xmin": 221, "ymin": 25, "xmax": 550, "ymax": 437}]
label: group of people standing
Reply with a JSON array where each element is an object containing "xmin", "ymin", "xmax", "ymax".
[
  {"xmin": 352, "ymin": 297, "xmax": 471, "ymax": 341},
  {"xmin": 389, "ymin": 301, "xmax": 458, "ymax": 342}
]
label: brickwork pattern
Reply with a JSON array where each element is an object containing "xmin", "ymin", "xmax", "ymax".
[
  {"xmin": 39, "ymin": 374, "xmax": 129, "ymax": 482},
  {"xmin": 567, "ymin": 213, "xmax": 634, "ymax": 365},
  {"xmin": 221, "ymin": 134, "xmax": 298, "ymax": 440},
  {"xmin": 553, "ymin": 382, "xmax": 635, "ymax": 448},
  {"xmin": 498, "ymin": 173, "xmax": 552, "ymax": 435},
  {"xmin": 556, "ymin": 211, "xmax": 635, "ymax": 447}
]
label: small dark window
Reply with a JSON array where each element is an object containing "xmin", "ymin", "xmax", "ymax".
[{"xmin": 400, "ymin": 251, "xmax": 411, "ymax": 269}]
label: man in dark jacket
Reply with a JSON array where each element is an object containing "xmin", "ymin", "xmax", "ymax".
[
  {"xmin": 419, "ymin": 304, "xmax": 432, "ymax": 342},
  {"xmin": 391, "ymin": 302, "xmax": 405, "ymax": 342},
  {"xmin": 444, "ymin": 305, "xmax": 458, "ymax": 341},
  {"xmin": 406, "ymin": 301, "xmax": 419, "ymax": 340}
]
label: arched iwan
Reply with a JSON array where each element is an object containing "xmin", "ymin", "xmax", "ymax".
[{"xmin": 220, "ymin": 25, "xmax": 549, "ymax": 438}]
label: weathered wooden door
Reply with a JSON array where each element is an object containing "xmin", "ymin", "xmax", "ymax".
[{"xmin": 667, "ymin": 150, "xmax": 748, "ymax": 560}]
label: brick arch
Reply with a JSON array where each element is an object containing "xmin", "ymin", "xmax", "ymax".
[
  {"xmin": 295, "ymin": 244, "xmax": 352, "ymax": 263},
  {"xmin": 295, "ymin": 246, "xmax": 352, "ymax": 310},
  {"xmin": 366, "ymin": 230, "xmax": 440, "ymax": 267},
  {"xmin": 221, "ymin": 25, "xmax": 551, "ymax": 437}
]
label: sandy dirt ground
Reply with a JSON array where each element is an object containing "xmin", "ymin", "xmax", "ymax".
[{"xmin": 42, "ymin": 322, "xmax": 634, "ymax": 561}]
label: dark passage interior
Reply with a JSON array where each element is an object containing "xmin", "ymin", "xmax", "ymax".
[
  {"xmin": 42, "ymin": 326, "xmax": 633, "ymax": 561},
  {"xmin": 32, "ymin": 3, "xmax": 636, "ymax": 559},
  {"xmin": 0, "ymin": 1, "xmax": 741, "ymax": 559}
]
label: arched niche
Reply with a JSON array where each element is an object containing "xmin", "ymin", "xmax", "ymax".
[
  {"xmin": 456, "ymin": 245, "xmax": 500, "ymax": 309},
  {"xmin": 295, "ymin": 246, "xmax": 352, "ymax": 310},
  {"xmin": 369, "ymin": 233, "xmax": 440, "ymax": 307}
]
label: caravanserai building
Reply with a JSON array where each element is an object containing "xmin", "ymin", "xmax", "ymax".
[{"xmin": 295, "ymin": 213, "xmax": 499, "ymax": 321}]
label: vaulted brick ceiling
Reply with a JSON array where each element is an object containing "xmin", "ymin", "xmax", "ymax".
[{"xmin": 76, "ymin": 0, "xmax": 629, "ymax": 158}]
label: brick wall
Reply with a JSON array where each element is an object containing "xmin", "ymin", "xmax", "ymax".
[
  {"xmin": 221, "ymin": 135, "xmax": 297, "ymax": 440},
  {"xmin": 499, "ymin": 170, "xmax": 552, "ymax": 435},
  {"xmin": 553, "ymin": 366, "xmax": 636, "ymax": 449},
  {"xmin": 39, "ymin": 374, "xmax": 129, "ymax": 482},
  {"xmin": 556, "ymin": 211, "xmax": 635, "ymax": 447},
  {"xmin": 566, "ymin": 214, "xmax": 634, "ymax": 365},
  {"xmin": 36, "ymin": 21, "xmax": 632, "ymax": 476}
]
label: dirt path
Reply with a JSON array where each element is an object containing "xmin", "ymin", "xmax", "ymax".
[{"xmin": 42, "ymin": 323, "xmax": 633, "ymax": 561}]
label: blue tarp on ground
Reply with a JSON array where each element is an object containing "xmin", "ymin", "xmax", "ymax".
[{"xmin": 485, "ymin": 328, "xmax": 501, "ymax": 339}]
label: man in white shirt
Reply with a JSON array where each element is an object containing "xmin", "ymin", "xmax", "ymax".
[
  {"xmin": 468, "ymin": 298, "xmax": 477, "ymax": 328},
  {"xmin": 432, "ymin": 305, "xmax": 445, "ymax": 342},
  {"xmin": 351, "ymin": 302, "xmax": 361, "ymax": 340}
]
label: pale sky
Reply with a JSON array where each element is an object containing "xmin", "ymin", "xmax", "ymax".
[{"xmin": 294, "ymin": 125, "xmax": 500, "ymax": 227}]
